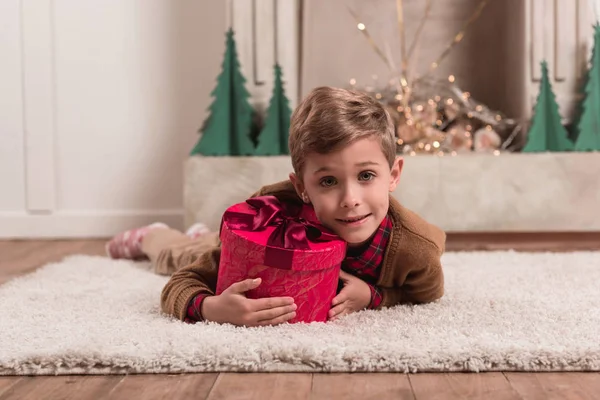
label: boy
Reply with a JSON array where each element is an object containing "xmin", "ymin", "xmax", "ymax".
[{"xmin": 106, "ymin": 86, "xmax": 446, "ymax": 327}]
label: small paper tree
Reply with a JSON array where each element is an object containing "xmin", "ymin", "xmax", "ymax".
[
  {"xmin": 190, "ymin": 28, "xmax": 255, "ymax": 156},
  {"xmin": 255, "ymin": 64, "xmax": 293, "ymax": 155},
  {"xmin": 522, "ymin": 61, "xmax": 574, "ymax": 152},
  {"xmin": 574, "ymin": 25, "xmax": 600, "ymax": 151}
]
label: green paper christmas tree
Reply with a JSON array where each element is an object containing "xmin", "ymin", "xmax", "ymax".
[
  {"xmin": 522, "ymin": 61, "xmax": 574, "ymax": 152},
  {"xmin": 574, "ymin": 25, "xmax": 600, "ymax": 151},
  {"xmin": 254, "ymin": 64, "xmax": 292, "ymax": 155},
  {"xmin": 568, "ymin": 62, "xmax": 591, "ymax": 143},
  {"xmin": 190, "ymin": 28, "xmax": 255, "ymax": 156},
  {"xmin": 570, "ymin": 23, "xmax": 600, "ymax": 143}
]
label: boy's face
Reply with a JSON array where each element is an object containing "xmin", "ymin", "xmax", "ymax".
[{"xmin": 290, "ymin": 137, "xmax": 403, "ymax": 247}]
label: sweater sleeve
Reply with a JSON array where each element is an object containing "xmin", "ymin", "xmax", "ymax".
[
  {"xmin": 160, "ymin": 246, "xmax": 221, "ymax": 321},
  {"xmin": 377, "ymin": 243, "xmax": 444, "ymax": 308}
]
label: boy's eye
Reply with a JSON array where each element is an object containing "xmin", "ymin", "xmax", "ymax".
[
  {"xmin": 358, "ymin": 171, "xmax": 375, "ymax": 181},
  {"xmin": 319, "ymin": 177, "xmax": 337, "ymax": 187}
]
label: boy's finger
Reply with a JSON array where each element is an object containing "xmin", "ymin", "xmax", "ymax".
[
  {"xmin": 328, "ymin": 302, "xmax": 346, "ymax": 318},
  {"xmin": 333, "ymin": 309, "xmax": 348, "ymax": 320},
  {"xmin": 256, "ymin": 311, "xmax": 297, "ymax": 326},
  {"xmin": 226, "ymin": 278, "xmax": 261, "ymax": 294},
  {"xmin": 250, "ymin": 296, "xmax": 295, "ymax": 311},
  {"xmin": 332, "ymin": 292, "xmax": 347, "ymax": 306},
  {"xmin": 254, "ymin": 304, "xmax": 298, "ymax": 322},
  {"xmin": 339, "ymin": 270, "xmax": 352, "ymax": 281}
]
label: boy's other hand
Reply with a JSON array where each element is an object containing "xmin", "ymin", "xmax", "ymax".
[
  {"xmin": 328, "ymin": 270, "xmax": 371, "ymax": 320},
  {"xmin": 201, "ymin": 278, "xmax": 297, "ymax": 327}
]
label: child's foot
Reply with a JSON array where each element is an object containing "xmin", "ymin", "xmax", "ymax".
[
  {"xmin": 185, "ymin": 222, "xmax": 211, "ymax": 240},
  {"xmin": 105, "ymin": 222, "xmax": 169, "ymax": 260}
]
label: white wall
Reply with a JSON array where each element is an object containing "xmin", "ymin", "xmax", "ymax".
[
  {"xmin": 230, "ymin": 0, "xmax": 300, "ymax": 114},
  {"xmin": 1, "ymin": 0, "xmax": 227, "ymax": 238},
  {"xmin": 0, "ymin": 0, "xmax": 299, "ymax": 239},
  {"xmin": 0, "ymin": 0, "xmax": 26, "ymax": 216}
]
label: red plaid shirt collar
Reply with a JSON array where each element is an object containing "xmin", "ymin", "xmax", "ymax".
[{"xmin": 343, "ymin": 214, "xmax": 392, "ymax": 277}]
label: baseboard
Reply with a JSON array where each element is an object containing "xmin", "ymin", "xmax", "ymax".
[
  {"xmin": 446, "ymin": 231, "xmax": 600, "ymax": 252},
  {"xmin": 0, "ymin": 210, "xmax": 184, "ymax": 239}
]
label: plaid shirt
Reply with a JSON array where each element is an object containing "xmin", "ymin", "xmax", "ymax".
[
  {"xmin": 185, "ymin": 293, "xmax": 209, "ymax": 324},
  {"xmin": 340, "ymin": 215, "xmax": 392, "ymax": 309},
  {"xmin": 185, "ymin": 215, "xmax": 392, "ymax": 322}
]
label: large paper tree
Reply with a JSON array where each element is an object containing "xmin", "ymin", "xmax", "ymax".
[
  {"xmin": 255, "ymin": 64, "xmax": 292, "ymax": 155},
  {"xmin": 574, "ymin": 25, "xmax": 600, "ymax": 151},
  {"xmin": 190, "ymin": 28, "xmax": 255, "ymax": 156},
  {"xmin": 568, "ymin": 56, "xmax": 591, "ymax": 143},
  {"xmin": 522, "ymin": 61, "xmax": 574, "ymax": 152}
]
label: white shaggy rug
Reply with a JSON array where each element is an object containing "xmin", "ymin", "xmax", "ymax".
[{"xmin": 1, "ymin": 251, "xmax": 600, "ymax": 375}]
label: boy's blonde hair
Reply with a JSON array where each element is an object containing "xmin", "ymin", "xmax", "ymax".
[{"xmin": 288, "ymin": 86, "xmax": 396, "ymax": 179}]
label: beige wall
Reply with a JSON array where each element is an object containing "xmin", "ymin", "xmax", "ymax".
[{"xmin": 301, "ymin": 0, "xmax": 527, "ymax": 119}]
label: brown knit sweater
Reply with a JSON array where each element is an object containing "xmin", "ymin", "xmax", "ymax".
[{"xmin": 161, "ymin": 180, "xmax": 446, "ymax": 321}]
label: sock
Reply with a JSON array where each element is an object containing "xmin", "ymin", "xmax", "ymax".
[
  {"xmin": 105, "ymin": 222, "xmax": 168, "ymax": 260},
  {"xmin": 185, "ymin": 223, "xmax": 211, "ymax": 240}
]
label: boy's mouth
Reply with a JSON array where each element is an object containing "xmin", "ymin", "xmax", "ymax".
[{"xmin": 336, "ymin": 214, "xmax": 371, "ymax": 224}]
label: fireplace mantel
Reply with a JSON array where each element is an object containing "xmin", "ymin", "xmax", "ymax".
[{"xmin": 184, "ymin": 153, "xmax": 600, "ymax": 233}]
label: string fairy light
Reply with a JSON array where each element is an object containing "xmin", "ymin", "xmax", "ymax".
[
  {"xmin": 406, "ymin": 0, "xmax": 434, "ymax": 62},
  {"xmin": 396, "ymin": 0, "xmax": 407, "ymax": 77},
  {"xmin": 347, "ymin": 0, "xmax": 523, "ymax": 156},
  {"xmin": 416, "ymin": 0, "xmax": 490, "ymax": 81},
  {"xmin": 350, "ymin": 0, "xmax": 490, "ymax": 92},
  {"xmin": 347, "ymin": 6, "xmax": 396, "ymax": 74}
]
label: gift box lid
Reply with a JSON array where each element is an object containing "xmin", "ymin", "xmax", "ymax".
[{"xmin": 219, "ymin": 196, "xmax": 347, "ymax": 271}]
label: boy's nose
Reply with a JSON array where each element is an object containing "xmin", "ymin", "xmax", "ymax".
[{"xmin": 340, "ymin": 189, "xmax": 360, "ymax": 208}]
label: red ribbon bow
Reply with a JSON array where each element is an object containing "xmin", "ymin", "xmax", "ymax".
[{"xmin": 221, "ymin": 196, "xmax": 340, "ymax": 269}]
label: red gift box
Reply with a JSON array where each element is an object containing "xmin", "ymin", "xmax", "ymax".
[{"xmin": 216, "ymin": 196, "xmax": 347, "ymax": 323}]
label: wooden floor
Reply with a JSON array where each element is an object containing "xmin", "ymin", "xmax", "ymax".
[{"xmin": 1, "ymin": 235, "xmax": 600, "ymax": 400}]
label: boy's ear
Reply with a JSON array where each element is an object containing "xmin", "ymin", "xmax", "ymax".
[
  {"xmin": 389, "ymin": 156, "xmax": 403, "ymax": 192},
  {"xmin": 289, "ymin": 173, "xmax": 307, "ymax": 202}
]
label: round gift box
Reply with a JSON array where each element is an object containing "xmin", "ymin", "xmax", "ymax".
[{"xmin": 216, "ymin": 199, "xmax": 346, "ymax": 323}]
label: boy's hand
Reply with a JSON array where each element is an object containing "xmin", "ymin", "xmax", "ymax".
[
  {"xmin": 201, "ymin": 278, "xmax": 297, "ymax": 327},
  {"xmin": 328, "ymin": 270, "xmax": 371, "ymax": 320}
]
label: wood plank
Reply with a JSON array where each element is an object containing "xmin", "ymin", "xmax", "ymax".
[
  {"xmin": 106, "ymin": 374, "xmax": 218, "ymax": 400},
  {"xmin": 0, "ymin": 241, "xmax": 48, "ymax": 265},
  {"xmin": 0, "ymin": 241, "xmax": 17, "ymax": 253},
  {"xmin": 505, "ymin": 372, "xmax": 600, "ymax": 400},
  {"xmin": 409, "ymin": 373, "xmax": 521, "ymax": 399},
  {"xmin": 206, "ymin": 373, "xmax": 312, "ymax": 400},
  {"xmin": 76, "ymin": 240, "xmax": 108, "ymax": 257},
  {"xmin": 575, "ymin": 373, "xmax": 600, "ymax": 398},
  {"xmin": 0, "ymin": 240, "xmax": 98, "ymax": 284},
  {"xmin": 0, "ymin": 376, "xmax": 123, "ymax": 400},
  {"xmin": 0, "ymin": 241, "xmax": 53, "ymax": 284},
  {"xmin": 0, "ymin": 378, "xmax": 22, "ymax": 398},
  {"xmin": 506, "ymin": 373, "xmax": 552, "ymax": 399},
  {"xmin": 311, "ymin": 373, "xmax": 414, "ymax": 400}
]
